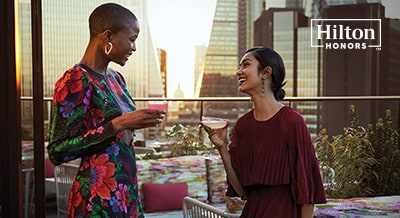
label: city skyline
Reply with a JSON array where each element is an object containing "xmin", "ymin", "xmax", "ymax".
[
  {"xmin": 147, "ymin": 0, "xmax": 217, "ymax": 97},
  {"xmin": 147, "ymin": 0, "xmax": 399, "ymax": 98}
]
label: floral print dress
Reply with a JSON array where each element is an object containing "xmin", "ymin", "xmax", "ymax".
[{"xmin": 47, "ymin": 64, "xmax": 144, "ymax": 218}]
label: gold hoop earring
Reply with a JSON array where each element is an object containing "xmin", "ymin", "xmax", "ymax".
[{"xmin": 105, "ymin": 42, "xmax": 113, "ymax": 55}]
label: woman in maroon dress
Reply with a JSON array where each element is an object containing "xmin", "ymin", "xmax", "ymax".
[{"xmin": 202, "ymin": 47, "xmax": 326, "ymax": 217}]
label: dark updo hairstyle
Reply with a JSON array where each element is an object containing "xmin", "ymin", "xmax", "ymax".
[
  {"xmin": 89, "ymin": 3, "xmax": 138, "ymax": 37},
  {"xmin": 244, "ymin": 47, "xmax": 286, "ymax": 101}
]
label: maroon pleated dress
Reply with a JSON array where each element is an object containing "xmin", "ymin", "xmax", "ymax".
[{"xmin": 226, "ymin": 106, "xmax": 326, "ymax": 218}]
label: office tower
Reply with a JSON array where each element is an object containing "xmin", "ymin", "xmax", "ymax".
[
  {"xmin": 322, "ymin": 3, "xmax": 400, "ymax": 135},
  {"xmin": 387, "ymin": 20, "xmax": 400, "ymax": 95},
  {"xmin": 157, "ymin": 48, "xmax": 167, "ymax": 97},
  {"xmin": 239, "ymin": 0, "xmax": 265, "ymax": 56},
  {"xmin": 304, "ymin": 0, "xmax": 327, "ymax": 18},
  {"xmin": 254, "ymin": 8, "xmax": 321, "ymax": 135},
  {"xmin": 18, "ymin": 0, "xmax": 163, "ymax": 123},
  {"xmin": 254, "ymin": 8, "xmax": 311, "ymax": 98},
  {"xmin": 265, "ymin": 0, "xmax": 305, "ymax": 9},
  {"xmin": 325, "ymin": 0, "xmax": 380, "ymax": 5},
  {"xmin": 304, "ymin": 0, "xmax": 382, "ymax": 18},
  {"xmin": 198, "ymin": 0, "xmax": 264, "ymax": 97},
  {"xmin": 253, "ymin": 1, "xmax": 400, "ymax": 135},
  {"xmin": 198, "ymin": 0, "xmax": 240, "ymax": 97},
  {"xmin": 194, "ymin": 45, "xmax": 207, "ymax": 97}
]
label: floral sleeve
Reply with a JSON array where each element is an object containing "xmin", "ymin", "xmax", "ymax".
[{"xmin": 47, "ymin": 66, "xmax": 116, "ymax": 165}]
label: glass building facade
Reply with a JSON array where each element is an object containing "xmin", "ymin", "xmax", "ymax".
[{"xmin": 198, "ymin": 0, "xmax": 264, "ymax": 97}]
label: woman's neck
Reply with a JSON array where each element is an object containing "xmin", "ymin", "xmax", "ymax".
[
  {"xmin": 80, "ymin": 43, "xmax": 109, "ymax": 74},
  {"xmin": 252, "ymin": 94, "xmax": 284, "ymax": 121}
]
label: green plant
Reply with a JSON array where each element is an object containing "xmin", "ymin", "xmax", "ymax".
[
  {"xmin": 316, "ymin": 105, "xmax": 400, "ymax": 198},
  {"xmin": 21, "ymin": 125, "xmax": 34, "ymax": 140},
  {"xmin": 165, "ymin": 124, "xmax": 209, "ymax": 157},
  {"xmin": 21, "ymin": 121, "xmax": 50, "ymax": 141},
  {"xmin": 139, "ymin": 152, "xmax": 162, "ymax": 160},
  {"xmin": 367, "ymin": 109, "xmax": 400, "ymax": 195},
  {"xmin": 315, "ymin": 126, "xmax": 377, "ymax": 198}
]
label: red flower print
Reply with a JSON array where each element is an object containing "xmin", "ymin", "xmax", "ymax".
[
  {"xmin": 85, "ymin": 108, "xmax": 104, "ymax": 128},
  {"xmin": 68, "ymin": 181, "xmax": 83, "ymax": 217},
  {"xmin": 55, "ymin": 69, "xmax": 83, "ymax": 104},
  {"xmin": 90, "ymin": 154, "xmax": 117, "ymax": 200}
]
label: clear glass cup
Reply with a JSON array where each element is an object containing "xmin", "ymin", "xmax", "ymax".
[
  {"xmin": 201, "ymin": 116, "xmax": 228, "ymax": 129},
  {"xmin": 201, "ymin": 116, "xmax": 228, "ymax": 157},
  {"xmin": 148, "ymin": 101, "xmax": 168, "ymax": 145}
]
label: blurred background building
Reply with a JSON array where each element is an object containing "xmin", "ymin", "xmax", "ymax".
[
  {"xmin": 16, "ymin": 0, "xmax": 400, "ymax": 137},
  {"xmin": 196, "ymin": 0, "xmax": 400, "ymax": 135}
]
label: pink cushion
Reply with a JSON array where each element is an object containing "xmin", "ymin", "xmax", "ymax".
[
  {"xmin": 142, "ymin": 182, "xmax": 188, "ymax": 213},
  {"xmin": 30, "ymin": 158, "xmax": 55, "ymax": 178},
  {"xmin": 45, "ymin": 158, "xmax": 55, "ymax": 178}
]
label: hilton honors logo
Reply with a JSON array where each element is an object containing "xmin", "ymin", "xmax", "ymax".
[{"xmin": 311, "ymin": 19, "xmax": 381, "ymax": 50}]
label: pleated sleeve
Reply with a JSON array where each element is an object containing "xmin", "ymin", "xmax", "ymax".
[{"xmin": 283, "ymin": 109, "xmax": 327, "ymax": 204}]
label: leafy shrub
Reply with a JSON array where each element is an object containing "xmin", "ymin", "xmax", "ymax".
[
  {"xmin": 165, "ymin": 124, "xmax": 209, "ymax": 157},
  {"xmin": 315, "ymin": 105, "xmax": 400, "ymax": 198},
  {"xmin": 367, "ymin": 109, "xmax": 400, "ymax": 196}
]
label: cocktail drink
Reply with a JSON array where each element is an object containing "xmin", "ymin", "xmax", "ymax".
[
  {"xmin": 201, "ymin": 116, "xmax": 228, "ymax": 129},
  {"xmin": 148, "ymin": 101, "xmax": 168, "ymax": 111},
  {"xmin": 148, "ymin": 101, "xmax": 168, "ymax": 144},
  {"xmin": 201, "ymin": 116, "xmax": 228, "ymax": 158}
]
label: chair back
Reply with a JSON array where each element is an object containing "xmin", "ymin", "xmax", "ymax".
[
  {"xmin": 54, "ymin": 163, "xmax": 79, "ymax": 217},
  {"xmin": 320, "ymin": 166, "xmax": 336, "ymax": 186},
  {"xmin": 182, "ymin": 196, "xmax": 240, "ymax": 218}
]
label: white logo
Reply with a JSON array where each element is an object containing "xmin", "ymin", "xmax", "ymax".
[{"xmin": 311, "ymin": 19, "xmax": 381, "ymax": 50}]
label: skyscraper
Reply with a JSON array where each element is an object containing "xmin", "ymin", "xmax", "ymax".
[
  {"xmin": 254, "ymin": 8, "xmax": 321, "ymax": 135},
  {"xmin": 254, "ymin": 0, "xmax": 400, "ymax": 135},
  {"xmin": 265, "ymin": 0, "xmax": 305, "ymax": 9},
  {"xmin": 322, "ymin": 3, "xmax": 400, "ymax": 134},
  {"xmin": 254, "ymin": 8, "xmax": 317, "ymax": 97},
  {"xmin": 198, "ymin": 0, "xmax": 240, "ymax": 97},
  {"xmin": 194, "ymin": 45, "xmax": 207, "ymax": 97},
  {"xmin": 157, "ymin": 48, "xmax": 167, "ymax": 97},
  {"xmin": 198, "ymin": 0, "xmax": 264, "ymax": 97}
]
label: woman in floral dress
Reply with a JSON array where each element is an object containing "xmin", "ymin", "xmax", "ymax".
[{"xmin": 47, "ymin": 3, "xmax": 165, "ymax": 217}]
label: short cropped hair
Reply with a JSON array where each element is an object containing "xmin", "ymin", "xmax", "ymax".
[{"xmin": 89, "ymin": 3, "xmax": 138, "ymax": 37}]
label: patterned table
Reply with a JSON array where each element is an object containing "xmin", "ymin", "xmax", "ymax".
[{"xmin": 315, "ymin": 196, "xmax": 400, "ymax": 217}]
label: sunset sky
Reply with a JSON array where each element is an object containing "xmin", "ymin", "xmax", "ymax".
[{"xmin": 147, "ymin": 0, "xmax": 217, "ymax": 97}]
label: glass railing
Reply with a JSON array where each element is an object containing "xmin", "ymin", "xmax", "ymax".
[
  {"xmin": 18, "ymin": 95, "xmax": 400, "ymax": 217},
  {"xmin": 21, "ymin": 96, "xmax": 400, "ymax": 143}
]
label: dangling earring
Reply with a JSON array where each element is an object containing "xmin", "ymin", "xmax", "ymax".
[
  {"xmin": 105, "ymin": 42, "xmax": 113, "ymax": 55},
  {"xmin": 261, "ymin": 79, "xmax": 265, "ymax": 96}
]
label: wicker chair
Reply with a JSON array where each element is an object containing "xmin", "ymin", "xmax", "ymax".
[
  {"xmin": 182, "ymin": 196, "xmax": 240, "ymax": 218},
  {"xmin": 54, "ymin": 163, "xmax": 79, "ymax": 217}
]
